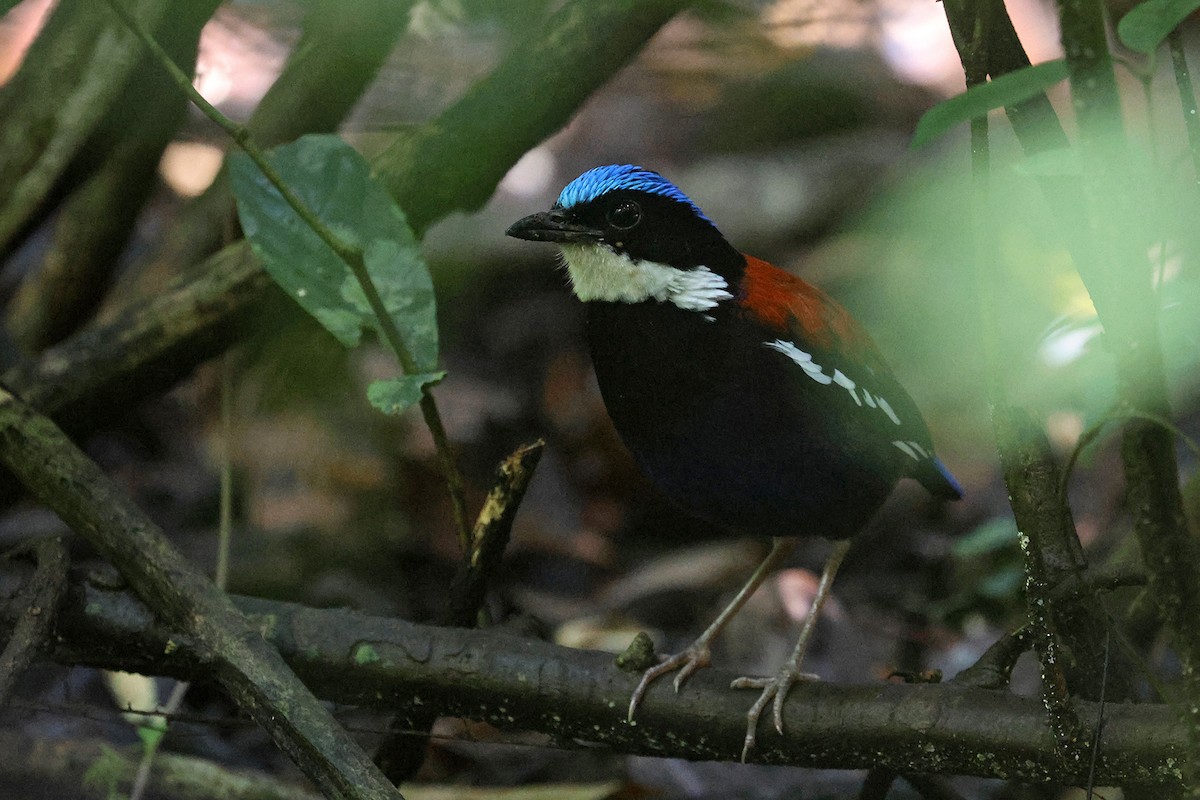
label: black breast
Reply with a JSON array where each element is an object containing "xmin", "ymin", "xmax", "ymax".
[{"xmin": 586, "ymin": 301, "xmax": 898, "ymax": 540}]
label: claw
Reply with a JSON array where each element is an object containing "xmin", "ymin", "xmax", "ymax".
[
  {"xmin": 627, "ymin": 643, "xmax": 712, "ymax": 722},
  {"xmin": 736, "ymin": 539, "xmax": 851, "ymax": 760},
  {"xmin": 734, "ymin": 667, "xmax": 819, "ymax": 760},
  {"xmin": 625, "ymin": 540, "xmax": 801, "ymax": 724}
]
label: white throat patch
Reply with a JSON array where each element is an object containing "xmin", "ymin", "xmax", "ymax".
[{"xmin": 558, "ymin": 243, "xmax": 732, "ymax": 312}]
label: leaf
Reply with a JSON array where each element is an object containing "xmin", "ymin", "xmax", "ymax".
[
  {"xmin": 230, "ymin": 135, "xmax": 439, "ymax": 370},
  {"xmin": 1118, "ymin": 0, "xmax": 1200, "ymax": 53},
  {"xmin": 368, "ymin": 373, "xmax": 446, "ymax": 415},
  {"xmin": 912, "ymin": 60, "xmax": 1070, "ymax": 147},
  {"xmin": 136, "ymin": 725, "xmax": 166, "ymax": 749},
  {"xmin": 82, "ymin": 746, "xmax": 127, "ymax": 799}
]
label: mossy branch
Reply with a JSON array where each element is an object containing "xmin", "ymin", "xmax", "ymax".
[
  {"xmin": 0, "ymin": 388, "xmax": 403, "ymax": 799},
  {"xmin": 17, "ymin": 570, "xmax": 1191, "ymax": 788},
  {"xmin": 1056, "ymin": 0, "xmax": 1200, "ymax": 770}
]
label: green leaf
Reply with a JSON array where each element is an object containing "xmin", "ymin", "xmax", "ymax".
[
  {"xmin": 82, "ymin": 746, "xmax": 127, "ymax": 800},
  {"xmin": 1118, "ymin": 0, "xmax": 1200, "ymax": 53},
  {"xmin": 368, "ymin": 373, "xmax": 446, "ymax": 415},
  {"xmin": 136, "ymin": 724, "xmax": 166, "ymax": 749},
  {"xmin": 230, "ymin": 135, "xmax": 439, "ymax": 370},
  {"xmin": 912, "ymin": 60, "xmax": 1070, "ymax": 148}
]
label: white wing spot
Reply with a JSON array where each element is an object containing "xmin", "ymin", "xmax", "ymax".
[
  {"xmin": 766, "ymin": 342, "xmax": 908, "ymax": 415},
  {"xmin": 893, "ymin": 440, "xmax": 919, "ymax": 460},
  {"xmin": 765, "ymin": 340, "xmax": 833, "ymax": 385},
  {"xmin": 877, "ymin": 396, "xmax": 902, "ymax": 426},
  {"xmin": 832, "ymin": 369, "xmax": 861, "ymax": 406}
]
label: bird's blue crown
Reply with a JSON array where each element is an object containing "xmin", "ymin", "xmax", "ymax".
[{"xmin": 555, "ymin": 164, "xmax": 711, "ymax": 222}]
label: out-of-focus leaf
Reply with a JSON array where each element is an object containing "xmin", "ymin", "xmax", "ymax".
[
  {"xmin": 912, "ymin": 60, "xmax": 1069, "ymax": 147},
  {"xmin": 977, "ymin": 566, "xmax": 1025, "ymax": 600},
  {"xmin": 230, "ymin": 135, "xmax": 439, "ymax": 370},
  {"xmin": 368, "ymin": 372, "xmax": 446, "ymax": 415},
  {"xmin": 1118, "ymin": 0, "xmax": 1200, "ymax": 54},
  {"xmin": 952, "ymin": 518, "xmax": 1019, "ymax": 558}
]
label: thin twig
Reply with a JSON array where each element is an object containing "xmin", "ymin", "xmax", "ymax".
[
  {"xmin": 952, "ymin": 627, "xmax": 1032, "ymax": 690},
  {"xmin": 447, "ymin": 439, "xmax": 546, "ymax": 627},
  {"xmin": 1084, "ymin": 630, "xmax": 1111, "ymax": 800},
  {"xmin": 375, "ymin": 439, "xmax": 546, "ymax": 781}
]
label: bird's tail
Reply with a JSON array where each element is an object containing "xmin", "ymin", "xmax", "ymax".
[{"xmin": 917, "ymin": 457, "xmax": 964, "ymax": 500}]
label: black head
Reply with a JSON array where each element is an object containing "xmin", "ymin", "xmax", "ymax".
[{"xmin": 506, "ymin": 165, "xmax": 740, "ymax": 274}]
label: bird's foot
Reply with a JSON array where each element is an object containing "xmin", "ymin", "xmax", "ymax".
[
  {"xmin": 731, "ymin": 666, "xmax": 819, "ymax": 761},
  {"xmin": 627, "ymin": 641, "xmax": 712, "ymax": 722}
]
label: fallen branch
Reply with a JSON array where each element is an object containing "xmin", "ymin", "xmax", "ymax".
[
  {"xmin": 0, "ymin": 388, "xmax": 401, "ymax": 799},
  {"xmin": 24, "ymin": 568, "xmax": 1189, "ymax": 789}
]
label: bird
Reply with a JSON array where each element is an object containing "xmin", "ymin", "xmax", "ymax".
[{"xmin": 506, "ymin": 164, "xmax": 962, "ymax": 759}]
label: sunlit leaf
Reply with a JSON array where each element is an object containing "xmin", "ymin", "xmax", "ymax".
[
  {"xmin": 368, "ymin": 373, "xmax": 446, "ymax": 415},
  {"xmin": 912, "ymin": 60, "xmax": 1069, "ymax": 147},
  {"xmin": 230, "ymin": 135, "xmax": 439, "ymax": 370},
  {"xmin": 1118, "ymin": 0, "xmax": 1200, "ymax": 54}
]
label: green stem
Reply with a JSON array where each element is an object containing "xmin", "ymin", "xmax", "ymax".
[{"xmin": 102, "ymin": 0, "xmax": 470, "ymax": 550}]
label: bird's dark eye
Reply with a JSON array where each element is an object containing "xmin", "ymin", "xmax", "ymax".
[{"xmin": 606, "ymin": 200, "xmax": 642, "ymax": 230}]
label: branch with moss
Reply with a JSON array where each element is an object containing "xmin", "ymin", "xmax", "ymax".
[
  {"xmin": 4, "ymin": 2, "xmax": 215, "ymax": 354},
  {"xmin": 0, "ymin": 387, "xmax": 403, "ymax": 799},
  {"xmin": 1055, "ymin": 0, "xmax": 1200, "ymax": 772},
  {"xmin": 1, "ymin": 243, "xmax": 273, "ymax": 436},
  {"xmin": 0, "ymin": 0, "xmax": 219, "ymax": 256},
  {"xmin": 938, "ymin": 1, "xmax": 1121, "ymax": 766},
  {"xmin": 376, "ymin": 0, "xmax": 692, "ymax": 235},
  {"xmin": 10, "ymin": 569, "xmax": 1186, "ymax": 788}
]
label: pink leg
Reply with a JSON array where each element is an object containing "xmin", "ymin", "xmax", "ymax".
[
  {"xmin": 627, "ymin": 537, "xmax": 797, "ymax": 722},
  {"xmin": 732, "ymin": 538, "xmax": 852, "ymax": 761}
]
